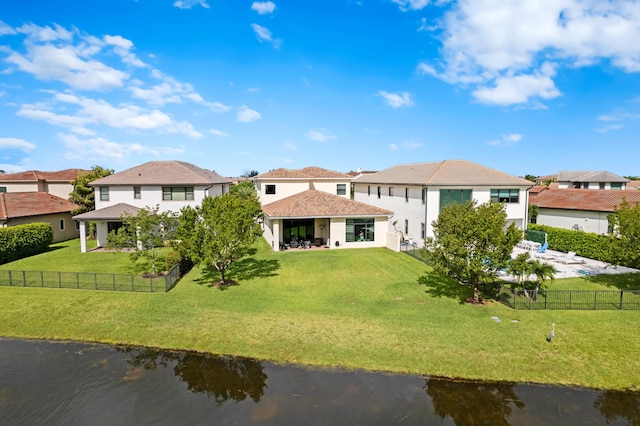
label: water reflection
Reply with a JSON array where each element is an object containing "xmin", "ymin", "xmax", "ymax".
[
  {"xmin": 426, "ymin": 377, "xmax": 525, "ymax": 426},
  {"xmin": 594, "ymin": 390, "xmax": 640, "ymax": 425},
  {"xmin": 119, "ymin": 346, "xmax": 268, "ymax": 404}
]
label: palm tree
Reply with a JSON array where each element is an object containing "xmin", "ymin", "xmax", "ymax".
[
  {"xmin": 529, "ymin": 259, "xmax": 556, "ymax": 301},
  {"xmin": 506, "ymin": 252, "xmax": 534, "ymax": 298}
]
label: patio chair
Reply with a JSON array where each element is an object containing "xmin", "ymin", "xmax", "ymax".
[
  {"xmin": 558, "ymin": 251, "xmax": 584, "ymax": 265},
  {"xmin": 537, "ymin": 242, "xmax": 548, "ymax": 253}
]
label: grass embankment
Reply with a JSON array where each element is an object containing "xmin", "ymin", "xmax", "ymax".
[{"xmin": 1, "ymin": 239, "xmax": 639, "ymax": 390}]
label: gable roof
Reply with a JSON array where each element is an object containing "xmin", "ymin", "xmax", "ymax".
[
  {"xmin": 0, "ymin": 192, "xmax": 78, "ymax": 220},
  {"xmin": 73, "ymin": 203, "xmax": 142, "ymax": 221},
  {"xmin": 262, "ymin": 190, "xmax": 393, "ymax": 218},
  {"xmin": 557, "ymin": 170, "xmax": 629, "ymax": 183},
  {"xmin": 0, "ymin": 169, "xmax": 89, "ymax": 183},
  {"xmin": 530, "ymin": 188, "xmax": 640, "ymax": 212},
  {"xmin": 256, "ymin": 166, "xmax": 350, "ymax": 179},
  {"xmin": 90, "ymin": 161, "xmax": 231, "ymax": 186},
  {"xmin": 353, "ymin": 160, "xmax": 532, "ymax": 186}
]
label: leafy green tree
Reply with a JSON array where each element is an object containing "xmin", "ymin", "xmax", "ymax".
[
  {"xmin": 68, "ymin": 165, "xmax": 114, "ymax": 215},
  {"xmin": 607, "ymin": 199, "xmax": 640, "ymax": 268},
  {"xmin": 229, "ymin": 180, "xmax": 256, "ymax": 199},
  {"xmin": 175, "ymin": 192, "xmax": 263, "ymax": 285},
  {"xmin": 522, "ymin": 174, "xmax": 537, "ymax": 182},
  {"xmin": 422, "ymin": 200, "xmax": 521, "ymax": 303},
  {"xmin": 240, "ymin": 170, "xmax": 259, "ymax": 178},
  {"xmin": 506, "ymin": 252, "xmax": 533, "ymax": 296},
  {"xmin": 529, "ymin": 259, "xmax": 556, "ymax": 300},
  {"xmin": 528, "ymin": 204, "xmax": 539, "ymax": 223},
  {"xmin": 106, "ymin": 205, "xmax": 178, "ymax": 276}
]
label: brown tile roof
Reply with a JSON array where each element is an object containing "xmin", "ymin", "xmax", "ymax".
[
  {"xmin": 256, "ymin": 166, "xmax": 350, "ymax": 179},
  {"xmin": 530, "ymin": 188, "xmax": 640, "ymax": 212},
  {"xmin": 529, "ymin": 185, "xmax": 549, "ymax": 195},
  {"xmin": 73, "ymin": 203, "xmax": 142, "ymax": 221},
  {"xmin": 0, "ymin": 168, "xmax": 89, "ymax": 183},
  {"xmin": 0, "ymin": 192, "xmax": 78, "ymax": 220},
  {"xmin": 90, "ymin": 161, "xmax": 231, "ymax": 186},
  {"xmin": 628, "ymin": 181, "xmax": 640, "ymax": 189},
  {"xmin": 262, "ymin": 190, "xmax": 393, "ymax": 218},
  {"xmin": 353, "ymin": 160, "xmax": 532, "ymax": 186}
]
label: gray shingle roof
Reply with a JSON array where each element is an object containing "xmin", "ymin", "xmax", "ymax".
[
  {"xmin": 73, "ymin": 203, "xmax": 142, "ymax": 220},
  {"xmin": 353, "ymin": 160, "xmax": 532, "ymax": 186},
  {"xmin": 90, "ymin": 161, "xmax": 231, "ymax": 186}
]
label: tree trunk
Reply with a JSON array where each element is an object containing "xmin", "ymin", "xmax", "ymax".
[
  {"xmin": 151, "ymin": 246, "xmax": 156, "ymax": 276},
  {"xmin": 473, "ymin": 283, "xmax": 480, "ymax": 303}
]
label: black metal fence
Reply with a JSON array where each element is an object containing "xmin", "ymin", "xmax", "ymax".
[
  {"xmin": 498, "ymin": 286, "xmax": 640, "ymax": 310},
  {"xmin": 0, "ymin": 265, "xmax": 181, "ymax": 293}
]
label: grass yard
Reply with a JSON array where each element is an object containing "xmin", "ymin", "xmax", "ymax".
[{"xmin": 1, "ymin": 238, "xmax": 639, "ymax": 390}]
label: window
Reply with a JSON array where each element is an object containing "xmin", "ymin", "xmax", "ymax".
[
  {"xmin": 337, "ymin": 184, "xmax": 346, "ymax": 196},
  {"xmin": 59, "ymin": 219, "xmax": 65, "ymax": 231},
  {"xmin": 421, "ymin": 222, "xmax": 425, "ymax": 239},
  {"xmin": 421, "ymin": 188, "xmax": 426, "ymax": 204},
  {"xmin": 162, "ymin": 186, "xmax": 194, "ymax": 201},
  {"xmin": 439, "ymin": 189, "xmax": 472, "ymax": 211},
  {"xmin": 377, "ymin": 186, "xmax": 381, "ymax": 199},
  {"xmin": 265, "ymin": 184, "xmax": 276, "ymax": 195},
  {"xmin": 133, "ymin": 186, "xmax": 141, "ymax": 199},
  {"xmin": 346, "ymin": 218, "xmax": 375, "ymax": 242},
  {"xmin": 573, "ymin": 182, "xmax": 581, "ymax": 189},
  {"xmin": 75, "ymin": 221, "xmax": 80, "ymax": 230},
  {"xmin": 611, "ymin": 182, "xmax": 622, "ymax": 190},
  {"xmin": 490, "ymin": 189, "xmax": 519, "ymax": 203},
  {"xmin": 405, "ymin": 188, "xmax": 409, "ymax": 202},
  {"xmin": 389, "ymin": 187, "xmax": 394, "ymax": 196},
  {"xmin": 599, "ymin": 182, "xmax": 605, "ymax": 190},
  {"xmin": 404, "ymin": 219, "xmax": 409, "ymax": 234},
  {"xmin": 582, "ymin": 183, "xmax": 589, "ymax": 189},
  {"xmin": 367, "ymin": 186, "xmax": 371, "ymax": 196},
  {"xmin": 0, "ymin": 186, "xmax": 6, "ymax": 193},
  {"xmin": 100, "ymin": 187, "xmax": 109, "ymax": 201}
]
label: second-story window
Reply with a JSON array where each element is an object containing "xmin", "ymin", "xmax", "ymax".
[
  {"xmin": 100, "ymin": 187, "xmax": 109, "ymax": 201},
  {"xmin": 389, "ymin": 187, "xmax": 394, "ymax": 196},
  {"xmin": 134, "ymin": 186, "xmax": 141, "ymax": 199},
  {"xmin": 163, "ymin": 187, "xmax": 194, "ymax": 201},
  {"xmin": 337, "ymin": 184, "xmax": 346, "ymax": 195},
  {"xmin": 405, "ymin": 188, "xmax": 409, "ymax": 202},
  {"xmin": 265, "ymin": 184, "xmax": 276, "ymax": 195}
]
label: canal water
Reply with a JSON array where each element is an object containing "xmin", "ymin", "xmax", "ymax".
[{"xmin": 0, "ymin": 338, "xmax": 638, "ymax": 425}]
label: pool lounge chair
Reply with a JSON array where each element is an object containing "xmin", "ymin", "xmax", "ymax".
[{"xmin": 558, "ymin": 251, "xmax": 585, "ymax": 265}]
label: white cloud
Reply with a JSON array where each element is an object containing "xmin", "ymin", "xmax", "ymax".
[
  {"xmin": 17, "ymin": 23, "xmax": 73, "ymax": 42},
  {"xmin": 173, "ymin": 0, "xmax": 210, "ymax": 9},
  {"xmin": 0, "ymin": 20, "xmax": 16, "ymax": 36},
  {"xmin": 487, "ymin": 133, "xmax": 523, "ymax": 147},
  {"xmin": 104, "ymin": 35, "xmax": 146, "ymax": 67},
  {"xmin": 595, "ymin": 108, "xmax": 640, "ymax": 132},
  {"xmin": 0, "ymin": 137, "xmax": 36, "ymax": 152},
  {"xmin": 237, "ymin": 105, "xmax": 261, "ymax": 123},
  {"xmin": 251, "ymin": 23, "xmax": 282, "ymax": 49},
  {"xmin": 378, "ymin": 90, "xmax": 414, "ymax": 108},
  {"xmin": 596, "ymin": 123, "xmax": 623, "ymax": 133},
  {"xmin": 306, "ymin": 129, "xmax": 336, "ymax": 142},
  {"xmin": 208, "ymin": 128, "xmax": 229, "ymax": 137},
  {"xmin": 284, "ymin": 139, "xmax": 297, "ymax": 150},
  {"xmin": 389, "ymin": 143, "xmax": 399, "ymax": 150},
  {"xmin": 59, "ymin": 133, "xmax": 184, "ymax": 161},
  {"xmin": 420, "ymin": 0, "xmax": 640, "ymax": 106},
  {"xmin": 391, "ymin": 0, "xmax": 430, "ymax": 11},
  {"xmin": 251, "ymin": 1, "xmax": 276, "ymax": 15}
]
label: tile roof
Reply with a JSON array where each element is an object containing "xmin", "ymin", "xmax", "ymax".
[
  {"xmin": 0, "ymin": 168, "xmax": 89, "ymax": 183},
  {"xmin": 256, "ymin": 166, "xmax": 350, "ymax": 179},
  {"xmin": 262, "ymin": 190, "xmax": 393, "ymax": 218},
  {"xmin": 628, "ymin": 181, "xmax": 640, "ymax": 189},
  {"xmin": 557, "ymin": 170, "xmax": 628, "ymax": 183},
  {"xmin": 90, "ymin": 161, "xmax": 231, "ymax": 186},
  {"xmin": 0, "ymin": 192, "xmax": 78, "ymax": 220},
  {"xmin": 530, "ymin": 188, "xmax": 640, "ymax": 212},
  {"xmin": 73, "ymin": 203, "xmax": 142, "ymax": 221},
  {"xmin": 353, "ymin": 160, "xmax": 533, "ymax": 186}
]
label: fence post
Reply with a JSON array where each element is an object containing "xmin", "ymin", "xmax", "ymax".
[
  {"xmin": 22, "ymin": 271, "xmax": 26, "ymax": 287},
  {"xmin": 619, "ymin": 291, "xmax": 623, "ymax": 310},
  {"xmin": 569, "ymin": 291, "xmax": 572, "ymax": 309},
  {"xmin": 8, "ymin": 270, "xmax": 12, "ymax": 286},
  {"xmin": 131, "ymin": 275, "xmax": 134, "ymax": 292},
  {"xmin": 113, "ymin": 274, "xmax": 116, "ymax": 291},
  {"xmin": 41, "ymin": 271, "xmax": 44, "ymax": 287},
  {"xmin": 94, "ymin": 273, "xmax": 97, "ymax": 290},
  {"xmin": 58, "ymin": 272, "xmax": 61, "ymax": 288},
  {"xmin": 76, "ymin": 273, "xmax": 79, "ymax": 289},
  {"xmin": 593, "ymin": 291, "xmax": 597, "ymax": 310},
  {"xmin": 513, "ymin": 288, "xmax": 516, "ymax": 309}
]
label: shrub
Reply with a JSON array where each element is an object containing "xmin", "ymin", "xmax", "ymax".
[
  {"xmin": 528, "ymin": 224, "xmax": 617, "ymax": 264},
  {"xmin": 0, "ymin": 223, "xmax": 53, "ymax": 264}
]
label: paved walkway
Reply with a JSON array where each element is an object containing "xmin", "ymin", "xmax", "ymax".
[{"xmin": 501, "ymin": 247, "xmax": 640, "ymax": 282}]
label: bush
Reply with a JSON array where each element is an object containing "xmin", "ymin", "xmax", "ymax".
[
  {"xmin": 528, "ymin": 224, "xmax": 618, "ymax": 264},
  {"xmin": 0, "ymin": 223, "xmax": 53, "ymax": 264},
  {"xmin": 164, "ymin": 250, "xmax": 182, "ymax": 271}
]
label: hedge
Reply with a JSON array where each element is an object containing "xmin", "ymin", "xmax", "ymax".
[
  {"xmin": 527, "ymin": 224, "xmax": 618, "ymax": 264},
  {"xmin": 0, "ymin": 223, "xmax": 53, "ymax": 264}
]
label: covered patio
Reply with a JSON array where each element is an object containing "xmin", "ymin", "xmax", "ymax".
[{"xmin": 72, "ymin": 203, "xmax": 141, "ymax": 253}]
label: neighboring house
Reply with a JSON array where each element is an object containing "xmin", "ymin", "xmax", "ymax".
[
  {"xmin": 73, "ymin": 161, "xmax": 231, "ymax": 252},
  {"xmin": 529, "ymin": 186, "xmax": 640, "ymax": 234},
  {"xmin": 352, "ymin": 160, "xmax": 533, "ymax": 248},
  {"xmin": 556, "ymin": 170, "xmax": 629, "ymax": 190},
  {"xmin": 0, "ymin": 192, "xmax": 80, "ymax": 242},
  {"xmin": 0, "ymin": 169, "xmax": 89, "ymax": 199},
  {"xmin": 255, "ymin": 167, "xmax": 392, "ymax": 251}
]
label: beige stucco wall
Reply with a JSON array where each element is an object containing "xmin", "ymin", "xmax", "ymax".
[
  {"xmin": 536, "ymin": 208, "xmax": 610, "ymax": 235},
  {"xmin": 256, "ymin": 179, "xmax": 351, "ymax": 204},
  {"xmin": 5, "ymin": 213, "xmax": 80, "ymax": 243}
]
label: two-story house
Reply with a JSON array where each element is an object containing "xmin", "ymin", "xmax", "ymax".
[
  {"xmin": 73, "ymin": 161, "xmax": 231, "ymax": 252},
  {"xmin": 352, "ymin": 160, "xmax": 533, "ymax": 248},
  {"xmin": 255, "ymin": 167, "xmax": 392, "ymax": 251}
]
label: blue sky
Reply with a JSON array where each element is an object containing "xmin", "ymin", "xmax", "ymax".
[{"xmin": 1, "ymin": 0, "xmax": 639, "ymax": 178}]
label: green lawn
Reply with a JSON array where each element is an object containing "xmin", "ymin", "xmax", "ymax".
[{"xmin": 1, "ymin": 238, "xmax": 639, "ymax": 390}]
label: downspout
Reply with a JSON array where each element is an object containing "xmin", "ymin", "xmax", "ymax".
[{"xmin": 423, "ymin": 186, "xmax": 428, "ymax": 241}]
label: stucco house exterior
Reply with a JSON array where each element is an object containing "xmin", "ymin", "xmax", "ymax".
[
  {"xmin": 73, "ymin": 161, "xmax": 231, "ymax": 252},
  {"xmin": 0, "ymin": 192, "xmax": 80, "ymax": 242},
  {"xmin": 0, "ymin": 169, "xmax": 88, "ymax": 199},
  {"xmin": 529, "ymin": 186, "xmax": 640, "ymax": 234},
  {"xmin": 555, "ymin": 170, "xmax": 629, "ymax": 190},
  {"xmin": 352, "ymin": 160, "xmax": 533, "ymax": 248},
  {"xmin": 255, "ymin": 167, "xmax": 392, "ymax": 251}
]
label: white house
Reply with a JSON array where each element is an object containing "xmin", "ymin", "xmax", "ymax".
[
  {"xmin": 0, "ymin": 169, "xmax": 89, "ymax": 199},
  {"xmin": 556, "ymin": 170, "xmax": 629, "ymax": 190},
  {"xmin": 73, "ymin": 161, "xmax": 231, "ymax": 252},
  {"xmin": 255, "ymin": 167, "xmax": 392, "ymax": 251},
  {"xmin": 352, "ymin": 160, "xmax": 533, "ymax": 248}
]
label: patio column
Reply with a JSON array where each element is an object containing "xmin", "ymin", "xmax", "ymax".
[{"xmin": 79, "ymin": 221, "xmax": 87, "ymax": 253}]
